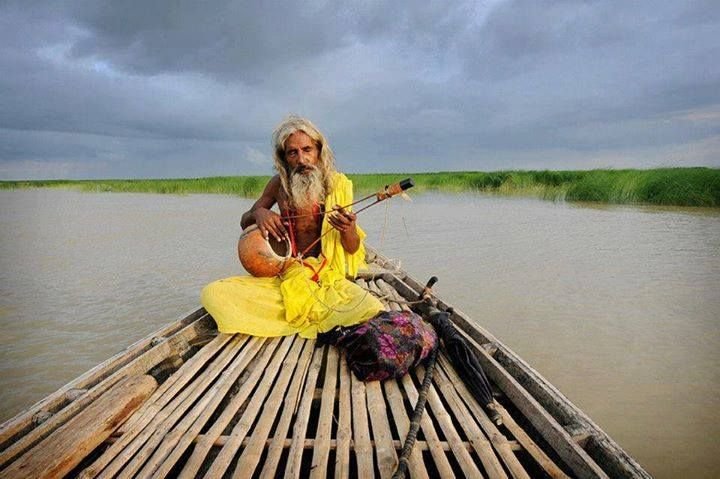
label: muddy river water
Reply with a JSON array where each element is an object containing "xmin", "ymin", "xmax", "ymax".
[{"xmin": 1, "ymin": 188, "xmax": 718, "ymax": 477}]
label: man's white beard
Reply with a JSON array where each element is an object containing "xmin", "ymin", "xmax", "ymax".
[{"xmin": 289, "ymin": 167, "xmax": 325, "ymax": 209}]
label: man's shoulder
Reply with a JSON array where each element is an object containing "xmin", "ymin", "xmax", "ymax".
[
  {"xmin": 266, "ymin": 175, "xmax": 281, "ymax": 191},
  {"xmin": 329, "ymin": 172, "xmax": 350, "ymax": 188}
]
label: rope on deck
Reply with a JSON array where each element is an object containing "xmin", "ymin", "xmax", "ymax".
[{"xmin": 391, "ymin": 347, "xmax": 438, "ymax": 479}]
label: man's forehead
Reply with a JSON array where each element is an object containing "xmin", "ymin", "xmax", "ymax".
[{"xmin": 284, "ymin": 130, "xmax": 316, "ymax": 147}]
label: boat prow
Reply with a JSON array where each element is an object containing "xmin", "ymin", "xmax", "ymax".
[{"xmin": 0, "ymin": 247, "xmax": 650, "ymax": 478}]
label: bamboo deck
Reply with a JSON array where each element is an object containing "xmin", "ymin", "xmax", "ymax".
[{"xmin": 0, "ymin": 250, "xmax": 651, "ymax": 478}]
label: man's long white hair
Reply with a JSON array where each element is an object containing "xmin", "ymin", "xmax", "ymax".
[{"xmin": 272, "ymin": 115, "xmax": 337, "ymax": 206}]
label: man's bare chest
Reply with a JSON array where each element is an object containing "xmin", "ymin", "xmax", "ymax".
[{"xmin": 277, "ymin": 195, "xmax": 324, "ymax": 256}]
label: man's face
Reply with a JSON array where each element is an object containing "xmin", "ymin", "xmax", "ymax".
[{"xmin": 284, "ymin": 131, "xmax": 320, "ymax": 174}]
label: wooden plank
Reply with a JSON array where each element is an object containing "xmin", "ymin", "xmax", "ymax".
[
  {"xmin": 0, "ymin": 308, "xmax": 208, "ymax": 452},
  {"xmin": 416, "ymin": 366, "xmax": 484, "ymax": 478},
  {"xmin": 366, "ymin": 381, "xmax": 397, "ymax": 478},
  {"xmin": 284, "ymin": 343, "xmax": 324, "ymax": 479},
  {"xmin": 232, "ymin": 337, "xmax": 307, "ymax": 477},
  {"xmin": 1, "ymin": 375, "xmax": 157, "ymax": 479},
  {"xmin": 334, "ymin": 355, "xmax": 351, "ymax": 479},
  {"xmin": 0, "ymin": 314, "xmax": 211, "ymax": 470},
  {"xmin": 149, "ymin": 434, "xmax": 492, "ymax": 453},
  {"xmin": 93, "ymin": 335, "xmax": 260, "ymax": 478},
  {"xmin": 78, "ymin": 333, "xmax": 238, "ymax": 478},
  {"xmin": 366, "ymin": 280, "xmax": 390, "ymax": 311},
  {"xmin": 383, "ymin": 379, "xmax": 429, "ymax": 479},
  {"xmin": 153, "ymin": 336, "xmax": 291, "ymax": 478},
  {"xmin": 310, "ymin": 346, "xmax": 339, "ymax": 478},
  {"xmin": 167, "ymin": 335, "xmax": 279, "ymax": 478},
  {"xmin": 496, "ymin": 403, "xmax": 571, "ymax": 479},
  {"xmin": 195, "ymin": 336, "xmax": 294, "ymax": 479},
  {"xmin": 258, "ymin": 339, "xmax": 316, "ymax": 478},
  {"xmin": 350, "ymin": 371, "xmax": 374, "ymax": 478},
  {"xmin": 431, "ymin": 359, "xmax": 515, "ymax": 479},
  {"xmin": 171, "ymin": 335, "xmax": 271, "ymax": 477},
  {"xmin": 435, "ymin": 356, "xmax": 528, "ymax": 478},
  {"xmin": 109, "ymin": 333, "xmax": 236, "ymax": 438},
  {"xmin": 115, "ymin": 336, "xmax": 263, "ymax": 479},
  {"xmin": 399, "ymin": 374, "xmax": 454, "ymax": 478},
  {"xmin": 376, "ymin": 278, "xmax": 408, "ymax": 312}
]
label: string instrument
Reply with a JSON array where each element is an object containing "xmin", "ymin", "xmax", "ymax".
[{"xmin": 237, "ymin": 178, "xmax": 414, "ymax": 277}]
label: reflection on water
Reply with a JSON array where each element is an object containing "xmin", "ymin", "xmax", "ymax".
[{"xmin": 1, "ymin": 189, "xmax": 719, "ymax": 478}]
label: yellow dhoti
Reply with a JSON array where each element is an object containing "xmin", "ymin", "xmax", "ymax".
[
  {"xmin": 201, "ymin": 258, "xmax": 383, "ymax": 338},
  {"xmin": 200, "ymin": 173, "xmax": 383, "ymax": 339}
]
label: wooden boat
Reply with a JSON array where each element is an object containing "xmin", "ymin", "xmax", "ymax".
[{"xmin": 0, "ymin": 248, "xmax": 651, "ymax": 478}]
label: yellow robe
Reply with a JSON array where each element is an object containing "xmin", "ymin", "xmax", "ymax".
[{"xmin": 201, "ymin": 174, "xmax": 383, "ymax": 339}]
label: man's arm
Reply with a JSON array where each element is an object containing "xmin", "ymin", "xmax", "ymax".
[{"xmin": 241, "ymin": 176, "xmax": 288, "ymax": 241}]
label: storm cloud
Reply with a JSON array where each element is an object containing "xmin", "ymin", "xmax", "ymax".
[{"xmin": 1, "ymin": 0, "xmax": 718, "ymax": 179}]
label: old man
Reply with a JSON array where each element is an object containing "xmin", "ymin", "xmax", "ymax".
[{"xmin": 201, "ymin": 115, "xmax": 383, "ymax": 338}]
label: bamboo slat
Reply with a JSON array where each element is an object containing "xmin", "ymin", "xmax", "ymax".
[
  {"xmin": 366, "ymin": 380, "xmax": 397, "ymax": 478},
  {"xmin": 231, "ymin": 337, "xmax": 307, "ymax": 477},
  {"xmin": 430, "ymin": 362, "xmax": 511, "ymax": 479},
  {"xmin": 335, "ymin": 355, "xmax": 352, "ymax": 479},
  {"xmin": 310, "ymin": 346, "xmax": 339, "ymax": 478},
  {"xmin": 79, "ymin": 333, "xmax": 239, "ymax": 478},
  {"xmin": 0, "ymin": 375, "xmax": 157, "ymax": 479},
  {"xmin": 399, "ymin": 373, "xmax": 454, "ymax": 478},
  {"xmin": 496, "ymin": 404, "xmax": 571, "ymax": 479},
  {"xmin": 118, "ymin": 336, "xmax": 268, "ymax": 478},
  {"xmin": 96, "ymin": 335, "xmax": 261, "ymax": 478},
  {"xmin": 351, "ymin": 371, "xmax": 374, "ymax": 477},
  {"xmin": 416, "ymin": 366, "xmax": 484, "ymax": 478},
  {"xmin": 376, "ymin": 278, "xmax": 404, "ymax": 311},
  {"xmin": 0, "ymin": 309, "xmax": 208, "ymax": 453},
  {"xmin": 284, "ymin": 343, "xmax": 324, "ymax": 478},
  {"xmin": 383, "ymin": 379, "xmax": 429, "ymax": 479},
  {"xmin": 0, "ymin": 319, "xmax": 206, "ymax": 471},
  {"xmin": 259, "ymin": 339, "xmax": 316, "ymax": 478},
  {"xmin": 200, "ymin": 336, "xmax": 294, "ymax": 479},
  {"xmin": 435, "ymin": 355, "xmax": 530, "ymax": 479}
]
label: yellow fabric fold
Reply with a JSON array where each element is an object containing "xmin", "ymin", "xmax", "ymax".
[
  {"xmin": 201, "ymin": 173, "xmax": 383, "ymax": 339},
  {"xmin": 321, "ymin": 173, "xmax": 367, "ymax": 278}
]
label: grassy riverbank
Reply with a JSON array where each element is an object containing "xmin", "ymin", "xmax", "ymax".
[{"xmin": 2, "ymin": 168, "xmax": 719, "ymax": 207}]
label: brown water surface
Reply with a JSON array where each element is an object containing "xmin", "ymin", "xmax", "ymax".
[{"xmin": 1, "ymin": 189, "xmax": 718, "ymax": 478}]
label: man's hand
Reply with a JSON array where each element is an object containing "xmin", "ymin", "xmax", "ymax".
[
  {"xmin": 327, "ymin": 206, "xmax": 356, "ymax": 233},
  {"xmin": 328, "ymin": 206, "xmax": 360, "ymax": 254},
  {"xmin": 254, "ymin": 207, "xmax": 287, "ymax": 242}
]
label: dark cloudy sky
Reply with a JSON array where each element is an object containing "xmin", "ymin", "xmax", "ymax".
[{"xmin": 1, "ymin": 1, "xmax": 719, "ymax": 179}]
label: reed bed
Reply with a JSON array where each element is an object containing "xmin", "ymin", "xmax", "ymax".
[{"xmin": 2, "ymin": 168, "xmax": 718, "ymax": 207}]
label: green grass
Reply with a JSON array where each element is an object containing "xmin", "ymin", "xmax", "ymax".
[{"xmin": 2, "ymin": 168, "xmax": 719, "ymax": 207}]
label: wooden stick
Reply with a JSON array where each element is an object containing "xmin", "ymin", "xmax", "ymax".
[
  {"xmin": 198, "ymin": 336, "xmax": 294, "ymax": 479},
  {"xmin": 79, "ymin": 333, "xmax": 239, "ymax": 478},
  {"xmin": 284, "ymin": 343, "xmax": 324, "ymax": 478},
  {"xmin": 431, "ymin": 359, "xmax": 511, "ymax": 479},
  {"xmin": 96, "ymin": 335, "xmax": 257, "ymax": 478},
  {"xmin": 351, "ymin": 371, "xmax": 374, "ymax": 477},
  {"xmin": 309, "ymin": 346, "xmax": 339, "ymax": 478},
  {"xmin": 232, "ymin": 337, "xmax": 306, "ymax": 476},
  {"xmin": 399, "ymin": 374, "xmax": 454, "ymax": 478},
  {"xmin": 258, "ymin": 339, "xmax": 316, "ymax": 478},
  {"xmin": 174, "ymin": 336, "xmax": 283, "ymax": 479},
  {"xmin": 366, "ymin": 380, "xmax": 398, "ymax": 478},
  {"xmin": 0, "ymin": 375, "xmax": 157, "ymax": 479},
  {"xmin": 335, "ymin": 355, "xmax": 352, "ymax": 479}
]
